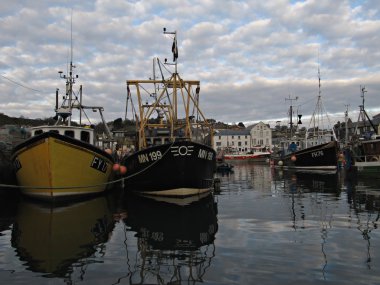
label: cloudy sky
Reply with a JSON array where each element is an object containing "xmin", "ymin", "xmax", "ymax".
[{"xmin": 1, "ymin": 0, "xmax": 379, "ymax": 128}]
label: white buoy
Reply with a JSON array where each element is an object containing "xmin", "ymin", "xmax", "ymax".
[{"xmin": 278, "ymin": 161, "xmax": 283, "ymax": 166}]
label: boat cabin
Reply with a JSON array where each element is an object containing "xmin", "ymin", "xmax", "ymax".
[{"xmin": 31, "ymin": 125, "xmax": 95, "ymax": 145}]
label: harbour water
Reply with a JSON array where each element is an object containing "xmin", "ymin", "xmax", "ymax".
[{"xmin": 0, "ymin": 162, "xmax": 379, "ymax": 284}]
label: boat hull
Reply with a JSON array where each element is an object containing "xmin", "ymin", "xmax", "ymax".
[
  {"xmin": 351, "ymin": 139, "xmax": 380, "ymax": 176},
  {"xmin": 223, "ymin": 153, "xmax": 270, "ymax": 161},
  {"xmin": 272, "ymin": 141, "xmax": 338, "ymax": 170},
  {"xmin": 11, "ymin": 132, "xmax": 114, "ymax": 200},
  {"xmin": 121, "ymin": 140, "xmax": 216, "ymax": 196}
]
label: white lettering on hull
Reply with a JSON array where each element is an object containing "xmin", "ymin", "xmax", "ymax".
[
  {"xmin": 198, "ymin": 149, "xmax": 214, "ymax": 161},
  {"xmin": 311, "ymin": 150, "xmax": 324, "ymax": 158},
  {"xmin": 138, "ymin": 151, "xmax": 162, "ymax": 164}
]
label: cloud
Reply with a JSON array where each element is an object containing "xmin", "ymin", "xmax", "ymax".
[{"xmin": 0, "ymin": 0, "xmax": 379, "ymax": 126}]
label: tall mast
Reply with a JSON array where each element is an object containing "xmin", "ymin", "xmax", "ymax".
[
  {"xmin": 285, "ymin": 95, "xmax": 298, "ymax": 138},
  {"xmin": 57, "ymin": 12, "xmax": 78, "ymax": 126}
]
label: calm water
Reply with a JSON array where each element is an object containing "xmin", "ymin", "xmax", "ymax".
[{"xmin": 0, "ymin": 162, "xmax": 380, "ymax": 285}]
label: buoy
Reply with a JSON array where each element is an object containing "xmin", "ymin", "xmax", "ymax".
[
  {"xmin": 291, "ymin": 155, "xmax": 296, "ymax": 161},
  {"xmin": 112, "ymin": 163, "xmax": 120, "ymax": 172},
  {"xmin": 278, "ymin": 160, "xmax": 283, "ymax": 166},
  {"xmin": 119, "ymin": 165, "xmax": 127, "ymax": 175}
]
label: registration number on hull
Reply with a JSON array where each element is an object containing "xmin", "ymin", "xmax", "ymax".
[
  {"xmin": 311, "ymin": 150, "xmax": 324, "ymax": 158},
  {"xmin": 91, "ymin": 156, "xmax": 108, "ymax": 173},
  {"xmin": 138, "ymin": 151, "xmax": 163, "ymax": 164}
]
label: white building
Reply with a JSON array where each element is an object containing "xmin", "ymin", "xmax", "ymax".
[
  {"xmin": 213, "ymin": 121, "xmax": 272, "ymax": 152},
  {"xmin": 250, "ymin": 121, "xmax": 272, "ymax": 148},
  {"xmin": 213, "ymin": 129, "xmax": 251, "ymax": 152}
]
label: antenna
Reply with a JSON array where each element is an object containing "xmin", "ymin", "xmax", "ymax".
[
  {"xmin": 71, "ymin": 9, "xmax": 73, "ymax": 64},
  {"xmin": 163, "ymin": 28, "xmax": 178, "ymax": 74}
]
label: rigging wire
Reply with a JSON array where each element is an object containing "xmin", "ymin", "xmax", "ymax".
[{"xmin": 0, "ymin": 74, "xmax": 44, "ymax": 93}]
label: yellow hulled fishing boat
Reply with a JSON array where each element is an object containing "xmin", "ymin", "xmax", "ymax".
[{"xmin": 11, "ymin": 60, "xmax": 115, "ymax": 200}]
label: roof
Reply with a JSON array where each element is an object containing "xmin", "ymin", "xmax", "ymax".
[{"xmin": 214, "ymin": 129, "xmax": 251, "ymax": 136}]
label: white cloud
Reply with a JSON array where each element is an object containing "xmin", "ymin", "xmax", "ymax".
[{"xmin": 0, "ymin": 0, "xmax": 379, "ymax": 125}]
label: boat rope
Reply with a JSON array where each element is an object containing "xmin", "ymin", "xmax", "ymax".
[{"xmin": 0, "ymin": 140, "xmax": 177, "ymax": 190}]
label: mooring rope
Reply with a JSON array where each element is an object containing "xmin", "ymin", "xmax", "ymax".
[{"xmin": 0, "ymin": 140, "xmax": 177, "ymax": 190}]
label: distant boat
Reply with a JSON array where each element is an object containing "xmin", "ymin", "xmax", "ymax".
[
  {"xmin": 11, "ymin": 60, "xmax": 115, "ymax": 200},
  {"xmin": 271, "ymin": 67, "xmax": 339, "ymax": 171},
  {"xmin": 347, "ymin": 86, "xmax": 380, "ymax": 175},
  {"xmin": 120, "ymin": 29, "xmax": 216, "ymax": 197},
  {"xmin": 216, "ymin": 162, "xmax": 234, "ymax": 172},
  {"xmin": 223, "ymin": 146, "xmax": 271, "ymax": 161}
]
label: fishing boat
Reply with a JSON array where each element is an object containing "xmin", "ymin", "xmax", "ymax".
[
  {"xmin": 120, "ymin": 29, "xmax": 216, "ymax": 197},
  {"xmin": 271, "ymin": 67, "xmax": 339, "ymax": 171},
  {"xmin": 11, "ymin": 60, "xmax": 115, "ymax": 200},
  {"xmin": 347, "ymin": 87, "xmax": 380, "ymax": 175}
]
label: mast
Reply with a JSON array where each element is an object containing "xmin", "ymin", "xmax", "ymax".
[
  {"xmin": 307, "ymin": 64, "xmax": 337, "ymax": 146},
  {"xmin": 56, "ymin": 12, "xmax": 78, "ymax": 126},
  {"xmin": 355, "ymin": 86, "xmax": 377, "ymax": 136},
  {"xmin": 285, "ymin": 95, "xmax": 298, "ymax": 139},
  {"xmin": 345, "ymin": 104, "xmax": 349, "ymax": 146},
  {"xmin": 126, "ymin": 29, "xmax": 213, "ymax": 150}
]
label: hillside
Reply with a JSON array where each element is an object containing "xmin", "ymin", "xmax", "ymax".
[{"xmin": 0, "ymin": 113, "xmax": 56, "ymax": 127}]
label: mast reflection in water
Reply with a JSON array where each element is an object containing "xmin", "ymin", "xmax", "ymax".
[
  {"xmin": 118, "ymin": 192, "xmax": 218, "ymax": 284},
  {"xmin": 1, "ymin": 164, "xmax": 380, "ymax": 284}
]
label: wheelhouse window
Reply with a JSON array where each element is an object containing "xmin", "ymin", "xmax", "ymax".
[
  {"xmin": 64, "ymin": 130, "xmax": 75, "ymax": 138},
  {"xmin": 49, "ymin": 130, "xmax": 59, "ymax": 134},
  {"xmin": 80, "ymin": 131, "xmax": 90, "ymax": 143},
  {"xmin": 34, "ymin": 130, "xmax": 43, "ymax": 135}
]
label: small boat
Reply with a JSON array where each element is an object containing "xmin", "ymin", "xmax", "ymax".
[
  {"xmin": 120, "ymin": 29, "xmax": 216, "ymax": 197},
  {"xmin": 11, "ymin": 60, "xmax": 115, "ymax": 200},
  {"xmin": 271, "ymin": 67, "xmax": 339, "ymax": 171},
  {"xmin": 216, "ymin": 162, "xmax": 234, "ymax": 172},
  {"xmin": 223, "ymin": 146, "xmax": 271, "ymax": 161}
]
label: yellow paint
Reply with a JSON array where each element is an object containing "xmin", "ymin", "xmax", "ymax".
[{"xmin": 13, "ymin": 136, "xmax": 113, "ymax": 199}]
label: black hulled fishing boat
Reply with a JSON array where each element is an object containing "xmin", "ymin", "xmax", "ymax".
[
  {"xmin": 120, "ymin": 29, "xmax": 216, "ymax": 197},
  {"xmin": 271, "ymin": 67, "xmax": 339, "ymax": 171}
]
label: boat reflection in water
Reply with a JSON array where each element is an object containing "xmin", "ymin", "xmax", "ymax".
[
  {"xmin": 121, "ymin": 192, "xmax": 218, "ymax": 284},
  {"xmin": 272, "ymin": 168, "xmax": 341, "ymax": 195},
  {"xmin": 272, "ymin": 168, "xmax": 380, "ymax": 271},
  {"xmin": 11, "ymin": 194, "xmax": 115, "ymax": 278}
]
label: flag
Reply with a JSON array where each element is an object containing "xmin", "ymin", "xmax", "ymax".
[{"xmin": 172, "ymin": 38, "xmax": 178, "ymax": 61}]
